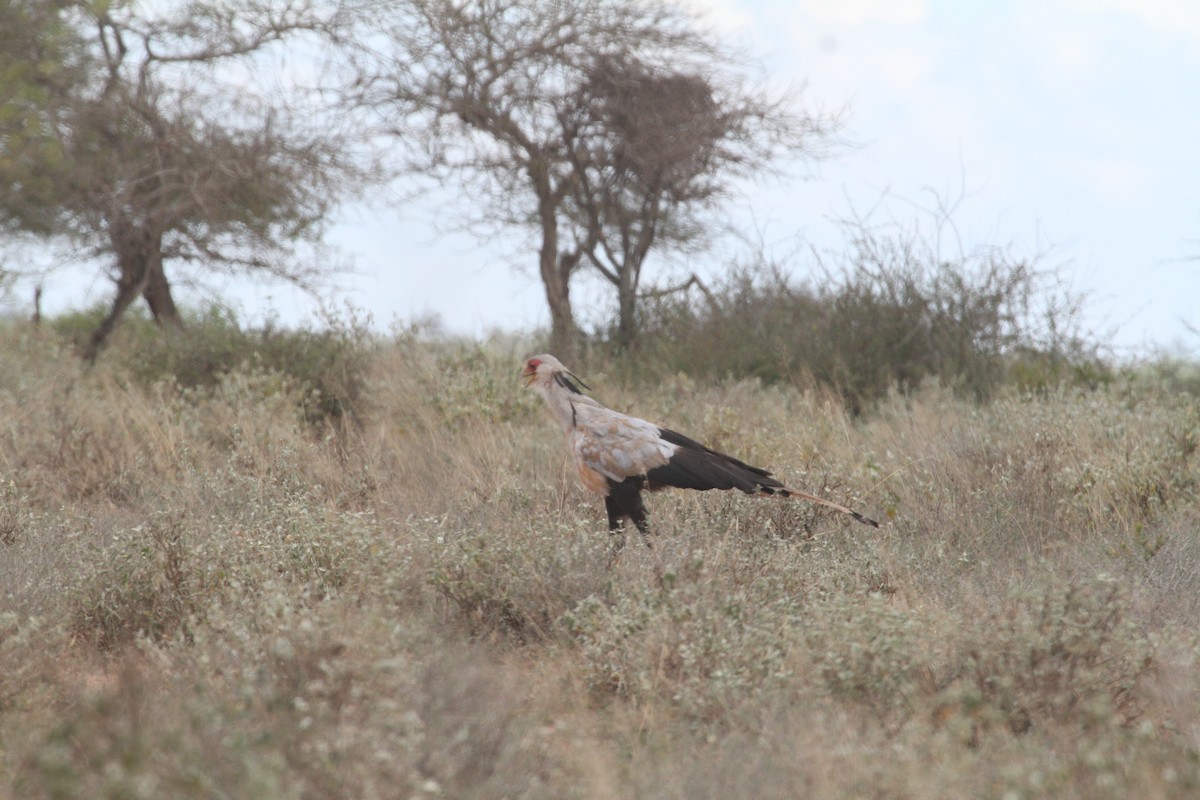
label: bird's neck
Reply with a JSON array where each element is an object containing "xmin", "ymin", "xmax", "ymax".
[{"xmin": 536, "ymin": 383, "xmax": 584, "ymax": 433}]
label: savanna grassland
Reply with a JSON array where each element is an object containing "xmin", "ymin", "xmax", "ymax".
[{"xmin": 2, "ymin": 320, "xmax": 1199, "ymax": 799}]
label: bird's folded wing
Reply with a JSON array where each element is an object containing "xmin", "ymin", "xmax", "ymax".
[
  {"xmin": 571, "ymin": 406, "xmax": 675, "ymax": 482},
  {"xmin": 643, "ymin": 427, "xmax": 780, "ymax": 493}
]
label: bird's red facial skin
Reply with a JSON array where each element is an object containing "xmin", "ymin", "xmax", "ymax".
[{"xmin": 522, "ymin": 358, "xmax": 541, "ymax": 384}]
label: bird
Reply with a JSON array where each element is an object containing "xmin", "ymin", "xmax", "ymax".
[{"xmin": 522, "ymin": 354, "xmax": 880, "ymax": 537}]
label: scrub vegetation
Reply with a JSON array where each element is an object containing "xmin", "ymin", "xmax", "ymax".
[{"xmin": 2, "ymin": 311, "xmax": 1198, "ymax": 799}]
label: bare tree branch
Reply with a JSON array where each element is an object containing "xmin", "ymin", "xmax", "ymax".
[
  {"xmin": 560, "ymin": 52, "xmax": 841, "ymax": 347},
  {"xmin": 0, "ymin": 0, "xmax": 366, "ymax": 360},
  {"xmin": 336, "ymin": 0, "xmax": 840, "ymax": 355}
]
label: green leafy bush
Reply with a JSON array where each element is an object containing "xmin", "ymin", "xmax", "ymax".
[
  {"xmin": 50, "ymin": 303, "xmax": 373, "ymax": 427},
  {"xmin": 622, "ymin": 228, "xmax": 1107, "ymax": 413},
  {"xmin": 422, "ymin": 513, "xmax": 612, "ymax": 643},
  {"xmin": 949, "ymin": 576, "xmax": 1152, "ymax": 737}
]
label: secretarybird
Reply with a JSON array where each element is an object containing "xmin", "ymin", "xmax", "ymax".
[{"xmin": 522, "ymin": 354, "xmax": 880, "ymax": 536}]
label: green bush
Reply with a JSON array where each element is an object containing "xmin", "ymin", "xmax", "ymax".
[
  {"xmin": 619, "ymin": 230, "xmax": 1107, "ymax": 413},
  {"xmin": 940, "ymin": 576, "xmax": 1153, "ymax": 740},
  {"xmin": 48, "ymin": 303, "xmax": 373, "ymax": 427},
  {"xmin": 422, "ymin": 513, "xmax": 612, "ymax": 644},
  {"xmin": 1121, "ymin": 355, "xmax": 1200, "ymax": 398},
  {"xmin": 68, "ymin": 490, "xmax": 369, "ymax": 651}
]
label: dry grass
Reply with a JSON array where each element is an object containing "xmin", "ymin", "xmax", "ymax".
[{"xmin": 2, "ymin": 328, "xmax": 1198, "ymax": 799}]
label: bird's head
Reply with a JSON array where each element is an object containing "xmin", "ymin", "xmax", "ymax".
[{"xmin": 522, "ymin": 354, "xmax": 589, "ymax": 394}]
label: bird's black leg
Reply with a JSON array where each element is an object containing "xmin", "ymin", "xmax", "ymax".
[
  {"xmin": 604, "ymin": 493, "xmax": 625, "ymax": 533},
  {"xmin": 603, "ymin": 493, "xmax": 629, "ymax": 562},
  {"xmin": 605, "ymin": 478, "xmax": 653, "ymax": 548},
  {"xmin": 628, "ymin": 492, "xmax": 651, "ymax": 539}
]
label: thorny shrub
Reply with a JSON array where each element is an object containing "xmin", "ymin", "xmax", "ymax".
[{"xmin": 3, "ymin": 325, "xmax": 1200, "ymax": 799}]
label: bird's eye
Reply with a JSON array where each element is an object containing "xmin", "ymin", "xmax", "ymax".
[{"xmin": 528, "ymin": 359, "xmax": 541, "ymax": 369}]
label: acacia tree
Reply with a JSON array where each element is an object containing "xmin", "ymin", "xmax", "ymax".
[
  {"xmin": 340, "ymin": 0, "xmax": 839, "ymax": 355},
  {"xmin": 339, "ymin": 0, "xmax": 723, "ymax": 358},
  {"xmin": 560, "ymin": 54, "xmax": 840, "ymax": 348},
  {"xmin": 0, "ymin": 0, "xmax": 89, "ymax": 236},
  {"xmin": 0, "ymin": 0, "xmax": 357, "ymax": 361},
  {"xmin": 556, "ymin": 58, "xmax": 718, "ymax": 348}
]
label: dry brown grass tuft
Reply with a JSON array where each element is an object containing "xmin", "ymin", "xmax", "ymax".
[{"xmin": 2, "ymin": 327, "xmax": 1198, "ymax": 798}]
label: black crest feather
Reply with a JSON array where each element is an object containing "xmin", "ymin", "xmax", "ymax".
[{"xmin": 554, "ymin": 371, "xmax": 590, "ymax": 395}]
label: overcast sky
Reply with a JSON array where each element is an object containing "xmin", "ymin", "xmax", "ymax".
[{"xmin": 21, "ymin": 0, "xmax": 1200, "ymax": 356}]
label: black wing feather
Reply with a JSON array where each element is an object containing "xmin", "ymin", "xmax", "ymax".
[{"xmin": 647, "ymin": 428, "xmax": 785, "ymax": 494}]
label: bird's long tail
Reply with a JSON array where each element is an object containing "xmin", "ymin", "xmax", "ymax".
[{"xmin": 773, "ymin": 486, "xmax": 881, "ymax": 527}]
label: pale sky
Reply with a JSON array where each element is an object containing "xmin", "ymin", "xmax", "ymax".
[{"xmin": 17, "ymin": 0, "xmax": 1200, "ymax": 356}]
